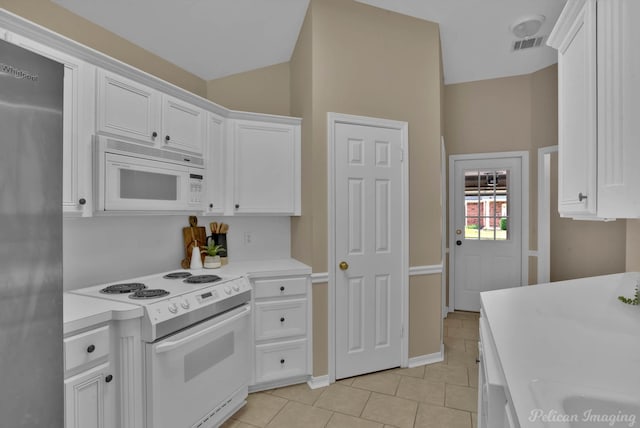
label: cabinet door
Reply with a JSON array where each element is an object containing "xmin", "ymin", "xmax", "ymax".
[
  {"xmin": 254, "ymin": 339, "xmax": 307, "ymax": 384},
  {"xmin": 161, "ymin": 95, "xmax": 205, "ymax": 155},
  {"xmin": 97, "ymin": 69, "xmax": 161, "ymax": 145},
  {"xmin": 596, "ymin": 0, "xmax": 640, "ymax": 218},
  {"xmin": 64, "ymin": 363, "xmax": 114, "ymax": 428},
  {"xmin": 232, "ymin": 120, "xmax": 300, "ymax": 215},
  {"xmin": 556, "ymin": 0, "xmax": 598, "ymax": 217},
  {"xmin": 7, "ymin": 33, "xmax": 94, "ymax": 216},
  {"xmin": 204, "ymin": 112, "xmax": 226, "ymax": 214}
]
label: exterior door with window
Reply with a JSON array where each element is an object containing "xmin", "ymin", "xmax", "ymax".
[{"xmin": 451, "ymin": 156, "xmax": 524, "ymax": 311}]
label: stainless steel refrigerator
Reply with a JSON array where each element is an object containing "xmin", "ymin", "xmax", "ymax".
[{"xmin": 0, "ymin": 38, "xmax": 64, "ymax": 426}]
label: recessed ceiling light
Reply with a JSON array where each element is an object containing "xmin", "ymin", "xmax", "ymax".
[{"xmin": 510, "ymin": 15, "xmax": 546, "ymax": 38}]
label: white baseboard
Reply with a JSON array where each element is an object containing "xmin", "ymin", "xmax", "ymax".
[
  {"xmin": 307, "ymin": 375, "xmax": 330, "ymax": 389},
  {"xmin": 407, "ymin": 344, "xmax": 444, "ymax": 368}
]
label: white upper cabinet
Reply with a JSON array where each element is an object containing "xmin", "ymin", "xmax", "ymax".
[
  {"xmin": 204, "ymin": 112, "xmax": 226, "ymax": 215},
  {"xmin": 230, "ymin": 119, "xmax": 301, "ymax": 215},
  {"xmin": 7, "ymin": 33, "xmax": 95, "ymax": 217},
  {"xmin": 97, "ymin": 70, "xmax": 206, "ymax": 157},
  {"xmin": 97, "ymin": 69, "xmax": 161, "ymax": 145},
  {"xmin": 549, "ymin": 0, "xmax": 640, "ymax": 219},
  {"xmin": 552, "ymin": 0, "xmax": 597, "ymax": 218},
  {"xmin": 595, "ymin": 0, "xmax": 640, "ymax": 218},
  {"xmin": 161, "ymin": 95, "xmax": 206, "ymax": 155},
  {"xmin": 2, "ymin": 11, "xmax": 304, "ymax": 218}
]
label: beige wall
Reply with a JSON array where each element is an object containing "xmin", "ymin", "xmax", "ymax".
[
  {"xmin": 290, "ymin": 5, "xmax": 314, "ymax": 269},
  {"xmin": 626, "ymin": 220, "xmax": 640, "ymax": 271},
  {"xmin": 206, "ymin": 62, "xmax": 290, "ymax": 116},
  {"xmin": 1, "ymin": 0, "xmax": 206, "ymax": 96},
  {"xmin": 208, "ymin": 0, "xmax": 445, "ymax": 373},
  {"xmin": 549, "ymin": 153, "xmax": 626, "ymax": 280},
  {"xmin": 303, "ymin": 0, "xmax": 444, "ymax": 366},
  {"xmin": 444, "ymin": 66, "xmax": 626, "ymax": 289}
]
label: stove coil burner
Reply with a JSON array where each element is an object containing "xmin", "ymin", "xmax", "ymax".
[
  {"xmin": 100, "ymin": 283, "xmax": 147, "ymax": 294},
  {"xmin": 183, "ymin": 275, "xmax": 222, "ymax": 284},
  {"xmin": 129, "ymin": 289, "xmax": 170, "ymax": 299},
  {"xmin": 163, "ymin": 271, "xmax": 193, "ymax": 279}
]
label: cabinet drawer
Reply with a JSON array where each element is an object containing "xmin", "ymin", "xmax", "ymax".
[
  {"xmin": 253, "ymin": 276, "xmax": 307, "ymax": 299},
  {"xmin": 255, "ymin": 339, "xmax": 307, "ymax": 383},
  {"xmin": 64, "ymin": 326, "xmax": 110, "ymax": 372},
  {"xmin": 255, "ymin": 299, "xmax": 307, "ymax": 340}
]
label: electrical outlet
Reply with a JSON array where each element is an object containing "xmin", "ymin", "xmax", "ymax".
[{"xmin": 244, "ymin": 232, "xmax": 253, "ymax": 245}]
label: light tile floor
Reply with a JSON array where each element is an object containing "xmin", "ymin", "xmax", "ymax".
[{"xmin": 222, "ymin": 311, "xmax": 479, "ymax": 428}]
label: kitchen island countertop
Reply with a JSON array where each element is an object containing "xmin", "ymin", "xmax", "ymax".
[{"xmin": 481, "ymin": 272, "xmax": 640, "ymax": 427}]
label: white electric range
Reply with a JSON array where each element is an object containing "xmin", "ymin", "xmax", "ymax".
[{"xmin": 71, "ymin": 270, "xmax": 253, "ymax": 428}]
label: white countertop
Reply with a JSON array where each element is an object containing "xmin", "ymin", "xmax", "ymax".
[
  {"xmin": 63, "ymin": 293, "xmax": 143, "ymax": 335},
  {"xmin": 481, "ymin": 272, "xmax": 640, "ymax": 427},
  {"xmin": 64, "ymin": 258, "xmax": 311, "ymax": 335},
  {"xmin": 211, "ymin": 258, "xmax": 312, "ymax": 278}
]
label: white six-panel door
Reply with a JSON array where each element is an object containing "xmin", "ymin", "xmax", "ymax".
[{"xmin": 333, "ymin": 120, "xmax": 404, "ymax": 379}]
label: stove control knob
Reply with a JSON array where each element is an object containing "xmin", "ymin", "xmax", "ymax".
[
  {"xmin": 232, "ymin": 283, "xmax": 240, "ymax": 292},
  {"xmin": 168, "ymin": 303, "xmax": 178, "ymax": 314},
  {"xmin": 224, "ymin": 286, "xmax": 232, "ymax": 295},
  {"xmin": 181, "ymin": 300, "xmax": 190, "ymax": 310}
]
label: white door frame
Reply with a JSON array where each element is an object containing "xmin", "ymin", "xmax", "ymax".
[
  {"xmin": 537, "ymin": 146, "xmax": 558, "ymax": 284},
  {"xmin": 448, "ymin": 151, "xmax": 529, "ymax": 312},
  {"xmin": 440, "ymin": 137, "xmax": 448, "ymax": 318},
  {"xmin": 327, "ymin": 112, "xmax": 409, "ymax": 383}
]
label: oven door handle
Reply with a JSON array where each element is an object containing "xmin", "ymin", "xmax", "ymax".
[{"xmin": 155, "ymin": 304, "xmax": 250, "ymax": 354}]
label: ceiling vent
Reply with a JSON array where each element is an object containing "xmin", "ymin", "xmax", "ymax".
[{"xmin": 513, "ymin": 36, "xmax": 545, "ymax": 51}]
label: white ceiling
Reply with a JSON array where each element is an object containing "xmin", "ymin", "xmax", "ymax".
[{"xmin": 53, "ymin": 0, "xmax": 566, "ymax": 84}]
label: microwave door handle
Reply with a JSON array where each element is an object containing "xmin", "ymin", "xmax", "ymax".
[{"xmin": 154, "ymin": 304, "xmax": 250, "ymax": 354}]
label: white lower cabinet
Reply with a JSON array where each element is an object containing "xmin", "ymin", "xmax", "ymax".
[
  {"xmin": 255, "ymin": 339, "xmax": 308, "ymax": 383},
  {"xmin": 478, "ymin": 315, "xmax": 518, "ymax": 428},
  {"xmin": 64, "ymin": 325, "xmax": 115, "ymax": 428},
  {"xmin": 250, "ymin": 274, "xmax": 311, "ymax": 391},
  {"xmin": 64, "ymin": 362, "xmax": 115, "ymax": 428}
]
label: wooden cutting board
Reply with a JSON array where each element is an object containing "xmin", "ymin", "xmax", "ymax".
[{"xmin": 181, "ymin": 221, "xmax": 207, "ymax": 268}]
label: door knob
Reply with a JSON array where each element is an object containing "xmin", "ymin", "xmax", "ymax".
[{"xmin": 339, "ymin": 261, "xmax": 349, "ymax": 270}]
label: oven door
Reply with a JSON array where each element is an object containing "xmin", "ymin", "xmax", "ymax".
[{"xmin": 144, "ymin": 304, "xmax": 251, "ymax": 428}]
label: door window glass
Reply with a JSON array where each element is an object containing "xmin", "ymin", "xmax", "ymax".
[{"xmin": 463, "ymin": 170, "xmax": 509, "ymax": 241}]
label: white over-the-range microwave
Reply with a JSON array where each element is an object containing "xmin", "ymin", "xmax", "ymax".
[{"xmin": 94, "ymin": 136, "xmax": 205, "ymax": 212}]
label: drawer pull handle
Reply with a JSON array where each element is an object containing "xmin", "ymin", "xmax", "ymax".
[
  {"xmin": 87, "ymin": 344, "xmax": 96, "ymax": 353},
  {"xmin": 280, "ymin": 286, "xmax": 285, "ymax": 292},
  {"xmin": 280, "ymin": 359, "xmax": 285, "ymax": 365},
  {"xmin": 280, "ymin": 317, "xmax": 285, "ymax": 323},
  {"xmin": 105, "ymin": 374, "xmax": 113, "ymax": 383}
]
